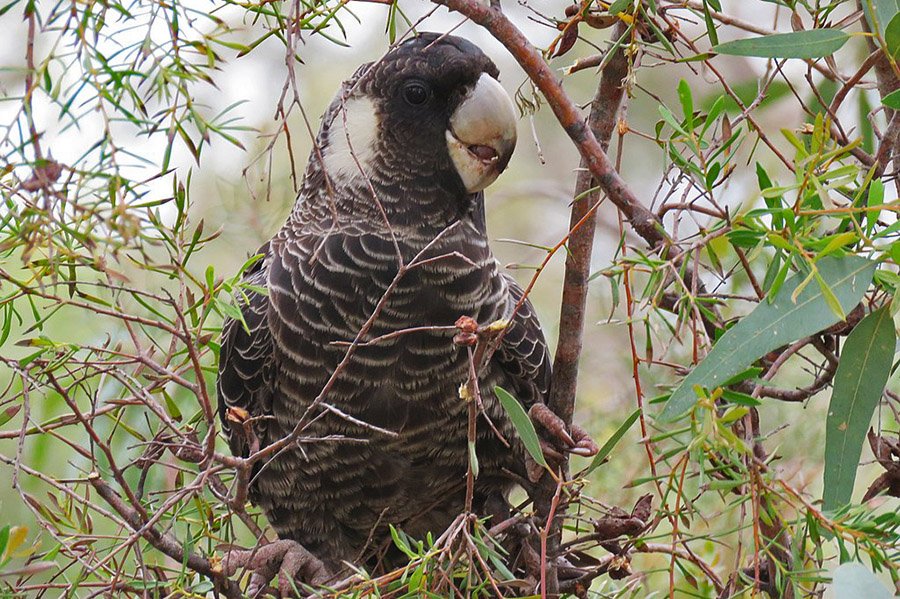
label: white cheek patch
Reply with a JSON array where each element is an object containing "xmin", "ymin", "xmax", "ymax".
[
  {"xmin": 323, "ymin": 96, "xmax": 379, "ymax": 182},
  {"xmin": 447, "ymin": 129, "xmax": 499, "ymax": 193}
]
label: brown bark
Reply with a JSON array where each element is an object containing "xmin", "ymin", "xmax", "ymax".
[{"xmin": 534, "ymin": 24, "xmax": 631, "ymax": 597}]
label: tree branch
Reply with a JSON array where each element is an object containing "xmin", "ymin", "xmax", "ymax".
[
  {"xmin": 532, "ymin": 20, "xmax": 631, "ymax": 597},
  {"xmin": 549, "ymin": 23, "xmax": 630, "ymax": 428},
  {"xmin": 87, "ymin": 472, "xmax": 241, "ymax": 599}
]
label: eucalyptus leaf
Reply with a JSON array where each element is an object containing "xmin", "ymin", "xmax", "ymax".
[
  {"xmin": 862, "ymin": 0, "xmax": 900, "ymax": 39},
  {"xmin": 712, "ymin": 29, "xmax": 849, "ymax": 59},
  {"xmin": 885, "ymin": 12, "xmax": 900, "ymax": 57},
  {"xmin": 661, "ymin": 256, "xmax": 876, "ymax": 420},
  {"xmin": 494, "ymin": 387, "xmax": 547, "ymax": 468},
  {"xmin": 823, "ymin": 307, "xmax": 896, "ymax": 511},
  {"xmin": 586, "ymin": 409, "xmax": 640, "ymax": 474}
]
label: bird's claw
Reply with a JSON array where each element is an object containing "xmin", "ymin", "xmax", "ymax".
[
  {"xmin": 528, "ymin": 403, "xmax": 599, "ymax": 463},
  {"xmin": 223, "ymin": 539, "xmax": 330, "ymax": 597},
  {"xmin": 568, "ymin": 424, "xmax": 600, "ymax": 457}
]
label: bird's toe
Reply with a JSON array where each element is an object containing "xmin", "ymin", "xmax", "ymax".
[
  {"xmin": 528, "ymin": 403, "xmax": 599, "ymax": 465},
  {"xmin": 223, "ymin": 539, "xmax": 331, "ymax": 598}
]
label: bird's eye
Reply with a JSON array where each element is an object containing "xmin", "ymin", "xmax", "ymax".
[{"xmin": 402, "ymin": 81, "xmax": 430, "ymax": 106}]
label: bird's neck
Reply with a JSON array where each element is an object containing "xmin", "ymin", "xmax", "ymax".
[{"xmin": 291, "ymin": 176, "xmax": 483, "ymax": 239}]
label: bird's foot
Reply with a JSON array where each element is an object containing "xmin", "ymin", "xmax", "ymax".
[
  {"xmin": 223, "ymin": 539, "xmax": 331, "ymax": 598},
  {"xmin": 525, "ymin": 403, "xmax": 599, "ymax": 482}
]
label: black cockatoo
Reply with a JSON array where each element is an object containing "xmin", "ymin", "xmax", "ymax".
[{"xmin": 217, "ymin": 32, "xmax": 593, "ymax": 587}]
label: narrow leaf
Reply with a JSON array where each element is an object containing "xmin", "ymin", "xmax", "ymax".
[
  {"xmin": 823, "ymin": 307, "xmax": 896, "ymax": 511},
  {"xmin": 587, "ymin": 409, "xmax": 640, "ymax": 473},
  {"xmin": 701, "ymin": 0, "xmax": 719, "ymax": 46},
  {"xmin": 389, "ymin": 525, "xmax": 415, "ymax": 559},
  {"xmin": 494, "ymin": 387, "xmax": 547, "ymax": 467},
  {"xmin": 866, "ymin": 179, "xmax": 884, "ymax": 237},
  {"xmin": 677, "ymin": 79, "xmax": 694, "ymax": 129},
  {"xmin": 712, "ymin": 29, "xmax": 849, "ymax": 59},
  {"xmin": 658, "ymin": 105, "xmax": 688, "ymax": 137},
  {"xmin": 3, "ymin": 527, "xmax": 27, "ymax": 561},
  {"xmin": 163, "ymin": 390, "xmax": 183, "ymax": 422},
  {"xmin": 0, "ymin": 405, "xmax": 21, "ymax": 427},
  {"xmin": 815, "ymin": 270, "xmax": 847, "ymax": 319},
  {"xmin": 0, "ymin": 0, "xmax": 21, "ymax": 18},
  {"xmin": 661, "ymin": 256, "xmax": 876, "ymax": 420},
  {"xmin": 0, "ymin": 526, "xmax": 9, "ymax": 559}
]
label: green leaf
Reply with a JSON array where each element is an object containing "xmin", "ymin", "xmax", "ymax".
[
  {"xmin": 494, "ymin": 387, "xmax": 547, "ymax": 468},
  {"xmin": 658, "ymin": 105, "xmax": 688, "ymax": 137},
  {"xmin": 2, "ymin": 527, "xmax": 26, "ymax": 562},
  {"xmin": 721, "ymin": 389, "xmax": 761, "ymax": 406},
  {"xmin": 881, "ymin": 88, "xmax": 900, "ymax": 109},
  {"xmin": 701, "ymin": 0, "xmax": 719, "ymax": 46},
  {"xmin": 712, "ymin": 29, "xmax": 849, "ymax": 59},
  {"xmin": 586, "ymin": 409, "xmax": 640, "ymax": 474},
  {"xmin": 814, "ymin": 270, "xmax": 847, "ymax": 320},
  {"xmin": 875, "ymin": 217, "xmax": 900, "ymax": 239},
  {"xmin": 214, "ymin": 298, "xmax": 243, "ymax": 322},
  {"xmin": 866, "ymin": 179, "xmax": 884, "ymax": 237},
  {"xmin": 0, "ymin": 405, "xmax": 21, "ymax": 427},
  {"xmin": 162, "ymin": 390, "xmax": 183, "ymax": 422},
  {"xmin": 0, "ymin": 303, "xmax": 13, "ymax": 348},
  {"xmin": 607, "ymin": 0, "xmax": 631, "ymax": 15},
  {"xmin": 407, "ymin": 563, "xmax": 424, "ymax": 591},
  {"xmin": 701, "ymin": 96, "xmax": 726, "ymax": 138},
  {"xmin": 0, "ymin": 526, "xmax": 9, "ymax": 561},
  {"xmin": 0, "ymin": 0, "xmax": 20, "ymax": 17},
  {"xmin": 885, "ymin": 12, "xmax": 900, "ymax": 57},
  {"xmin": 823, "ymin": 307, "xmax": 896, "ymax": 511},
  {"xmin": 817, "ymin": 232, "xmax": 859, "ymax": 259},
  {"xmin": 677, "ymin": 79, "xmax": 694, "ymax": 129},
  {"xmin": 891, "ymin": 242, "xmax": 900, "ymax": 265},
  {"xmin": 766, "ymin": 258, "xmax": 790, "ymax": 300},
  {"xmin": 661, "ymin": 256, "xmax": 876, "ymax": 420},
  {"xmin": 389, "ymin": 525, "xmax": 416, "ymax": 559},
  {"xmin": 862, "ymin": 0, "xmax": 900, "ymax": 40},
  {"xmin": 722, "ymin": 366, "xmax": 764, "ymax": 387},
  {"xmin": 832, "ymin": 562, "xmax": 894, "ymax": 599}
]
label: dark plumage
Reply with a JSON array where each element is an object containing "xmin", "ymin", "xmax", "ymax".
[{"xmin": 217, "ymin": 33, "xmax": 550, "ymax": 573}]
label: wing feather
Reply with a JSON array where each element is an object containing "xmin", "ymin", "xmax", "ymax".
[
  {"xmin": 216, "ymin": 244, "xmax": 275, "ymax": 457},
  {"xmin": 493, "ymin": 274, "xmax": 551, "ymax": 408}
]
